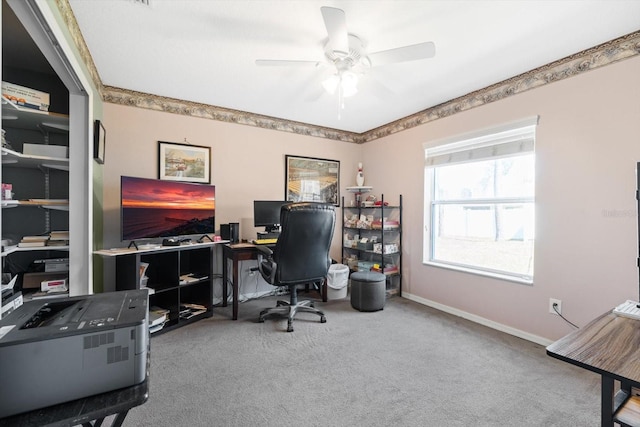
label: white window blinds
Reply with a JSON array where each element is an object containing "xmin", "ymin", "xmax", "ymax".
[{"xmin": 424, "ymin": 116, "xmax": 539, "ymax": 167}]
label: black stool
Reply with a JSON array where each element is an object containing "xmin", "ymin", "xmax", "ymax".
[{"xmin": 350, "ymin": 271, "xmax": 386, "ymax": 312}]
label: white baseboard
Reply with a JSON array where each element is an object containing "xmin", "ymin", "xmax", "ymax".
[{"xmin": 401, "ymin": 292, "xmax": 553, "ymax": 347}]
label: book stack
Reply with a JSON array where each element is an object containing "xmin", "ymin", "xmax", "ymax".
[
  {"xmin": 18, "ymin": 235, "xmax": 49, "ymax": 247},
  {"xmin": 47, "ymin": 230, "xmax": 69, "ymax": 246},
  {"xmin": 179, "ymin": 303, "xmax": 207, "ymax": 320},
  {"xmin": 139, "ymin": 262, "xmax": 154, "ymax": 294},
  {"xmin": 149, "ymin": 306, "xmax": 170, "ymax": 334}
]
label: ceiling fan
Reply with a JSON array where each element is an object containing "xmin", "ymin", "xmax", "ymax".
[{"xmin": 255, "ymin": 6, "xmax": 436, "ymax": 105}]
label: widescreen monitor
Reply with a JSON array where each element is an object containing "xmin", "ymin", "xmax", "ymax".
[{"xmin": 121, "ymin": 176, "xmax": 215, "ymax": 242}]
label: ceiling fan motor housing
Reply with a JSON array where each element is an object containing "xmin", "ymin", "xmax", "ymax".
[{"xmin": 325, "ymin": 34, "xmax": 370, "ymax": 72}]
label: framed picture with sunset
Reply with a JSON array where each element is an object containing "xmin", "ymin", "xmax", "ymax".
[{"xmin": 120, "ymin": 176, "xmax": 215, "ymax": 242}]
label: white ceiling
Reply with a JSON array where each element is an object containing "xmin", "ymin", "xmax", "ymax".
[{"xmin": 68, "ymin": 0, "xmax": 640, "ymax": 134}]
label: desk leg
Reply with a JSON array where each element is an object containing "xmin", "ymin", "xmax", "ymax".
[
  {"xmin": 232, "ymin": 257, "xmax": 239, "ymax": 320},
  {"xmin": 222, "ymin": 255, "xmax": 228, "ymax": 308},
  {"xmin": 602, "ymin": 376, "xmax": 614, "ymax": 427}
]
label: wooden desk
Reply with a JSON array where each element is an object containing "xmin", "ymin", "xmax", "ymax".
[
  {"xmin": 546, "ymin": 310, "xmax": 640, "ymax": 426},
  {"xmin": 222, "ymin": 243, "xmax": 259, "ymax": 320},
  {"xmin": 222, "ymin": 243, "xmax": 327, "ymax": 320}
]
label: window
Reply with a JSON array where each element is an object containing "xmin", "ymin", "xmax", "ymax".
[{"xmin": 424, "ymin": 117, "xmax": 538, "ymax": 283}]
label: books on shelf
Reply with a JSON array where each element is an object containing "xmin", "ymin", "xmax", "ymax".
[
  {"xmin": 20, "ymin": 235, "xmax": 49, "ymax": 242},
  {"xmin": 179, "ymin": 303, "xmax": 207, "ymax": 320},
  {"xmin": 149, "ymin": 306, "xmax": 170, "ymax": 333},
  {"xmin": 18, "ymin": 235, "xmax": 49, "ymax": 247},
  {"xmin": 20, "ymin": 199, "xmax": 69, "ymax": 206},
  {"xmin": 30, "ymin": 289, "xmax": 69, "ymax": 299},
  {"xmin": 179, "ymin": 272, "xmax": 209, "ymax": 285},
  {"xmin": 16, "ymin": 231, "xmax": 70, "ymax": 248},
  {"xmin": 139, "ymin": 262, "xmax": 149, "ymax": 281},
  {"xmin": 47, "ymin": 230, "xmax": 69, "ymax": 246},
  {"xmin": 49, "ymin": 230, "xmax": 69, "ymax": 240},
  {"xmin": 18, "ymin": 241, "xmax": 47, "ymax": 248}
]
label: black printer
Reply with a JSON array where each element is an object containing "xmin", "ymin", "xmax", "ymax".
[{"xmin": 0, "ymin": 289, "xmax": 148, "ymax": 418}]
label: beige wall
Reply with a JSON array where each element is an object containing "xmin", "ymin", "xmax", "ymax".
[
  {"xmin": 101, "ymin": 55, "xmax": 640, "ymax": 341},
  {"xmin": 363, "ymin": 55, "xmax": 640, "ymax": 342},
  {"xmin": 101, "ymin": 104, "xmax": 363, "ymax": 296}
]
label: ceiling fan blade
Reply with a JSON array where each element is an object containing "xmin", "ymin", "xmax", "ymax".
[
  {"xmin": 255, "ymin": 59, "xmax": 322, "ymax": 67},
  {"xmin": 369, "ymin": 41, "xmax": 436, "ymax": 66},
  {"xmin": 320, "ymin": 6, "xmax": 349, "ymax": 56}
]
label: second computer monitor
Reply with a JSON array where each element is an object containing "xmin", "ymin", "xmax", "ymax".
[{"xmin": 253, "ymin": 200, "xmax": 290, "ymax": 233}]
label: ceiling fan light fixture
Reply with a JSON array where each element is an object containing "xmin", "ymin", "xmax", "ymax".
[
  {"xmin": 323, "ymin": 71, "xmax": 358, "ymax": 98},
  {"xmin": 340, "ymin": 71, "xmax": 358, "ymax": 97},
  {"xmin": 322, "ymin": 75, "xmax": 340, "ymax": 95}
]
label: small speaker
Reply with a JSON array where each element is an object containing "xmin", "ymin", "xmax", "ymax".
[
  {"xmin": 221, "ymin": 223, "xmax": 240, "ymax": 243},
  {"xmin": 220, "ymin": 224, "xmax": 230, "ymax": 240}
]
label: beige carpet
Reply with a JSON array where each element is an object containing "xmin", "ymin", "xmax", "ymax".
[{"xmin": 123, "ymin": 294, "xmax": 600, "ymax": 426}]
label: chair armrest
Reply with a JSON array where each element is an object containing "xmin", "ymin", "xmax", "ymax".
[
  {"xmin": 255, "ymin": 245, "xmax": 273, "ymax": 257},
  {"xmin": 256, "ymin": 245, "xmax": 277, "ymax": 284}
]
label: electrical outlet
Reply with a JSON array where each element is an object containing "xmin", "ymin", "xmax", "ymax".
[{"xmin": 549, "ymin": 298, "xmax": 562, "ymax": 315}]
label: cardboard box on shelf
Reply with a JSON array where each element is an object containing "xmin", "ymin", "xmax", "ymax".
[
  {"xmin": 21, "ymin": 271, "xmax": 68, "ymax": 289},
  {"xmin": 1, "ymin": 81, "xmax": 50, "ymax": 111}
]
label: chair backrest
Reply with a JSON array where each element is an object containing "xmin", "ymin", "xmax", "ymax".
[{"xmin": 272, "ymin": 202, "xmax": 336, "ymax": 285}]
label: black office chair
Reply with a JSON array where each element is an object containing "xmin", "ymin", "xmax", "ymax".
[{"xmin": 256, "ymin": 202, "xmax": 336, "ymax": 332}]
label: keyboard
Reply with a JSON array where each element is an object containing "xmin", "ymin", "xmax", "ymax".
[
  {"xmin": 612, "ymin": 300, "xmax": 640, "ymax": 320},
  {"xmin": 252, "ymin": 238, "xmax": 278, "ymax": 245}
]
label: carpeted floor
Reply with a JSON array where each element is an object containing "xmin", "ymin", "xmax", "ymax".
[{"xmin": 123, "ymin": 294, "xmax": 601, "ymax": 426}]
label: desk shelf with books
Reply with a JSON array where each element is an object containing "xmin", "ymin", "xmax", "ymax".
[{"xmin": 95, "ymin": 242, "xmax": 220, "ymax": 335}]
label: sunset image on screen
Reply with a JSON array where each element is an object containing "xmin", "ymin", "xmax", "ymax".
[
  {"xmin": 120, "ymin": 176, "xmax": 215, "ymax": 241},
  {"xmin": 122, "ymin": 177, "xmax": 215, "ymax": 210}
]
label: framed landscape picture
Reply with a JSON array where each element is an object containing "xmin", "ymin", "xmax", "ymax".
[
  {"xmin": 285, "ymin": 155, "xmax": 340, "ymax": 206},
  {"xmin": 158, "ymin": 141, "xmax": 210, "ymax": 183}
]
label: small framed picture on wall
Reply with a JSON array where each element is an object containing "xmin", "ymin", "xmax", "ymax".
[
  {"xmin": 93, "ymin": 120, "xmax": 106, "ymax": 164},
  {"xmin": 158, "ymin": 141, "xmax": 211, "ymax": 183}
]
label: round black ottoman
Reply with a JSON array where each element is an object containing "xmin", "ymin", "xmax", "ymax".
[{"xmin": 350, "ymin": 271, "xmax": 386, "ymax": 312}]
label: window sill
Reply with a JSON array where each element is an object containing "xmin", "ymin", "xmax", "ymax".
[{"xmin": 423, "ymin": 261, "xmax": 533, "ymax": 286}]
